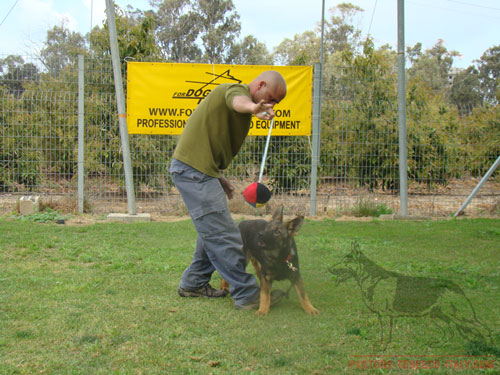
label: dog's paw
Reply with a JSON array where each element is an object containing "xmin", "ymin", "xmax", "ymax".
[
  {"xmin": 306, "ymin": 307, "xmax": 320, "ymax": 315},
  {"xmin": 255, "ymin": 309, "xmax": 269, "ymax": 316}
]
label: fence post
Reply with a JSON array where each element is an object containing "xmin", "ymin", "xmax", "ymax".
[
  {"xmin": 105, "ymin": 0, "xmax": 137, "ymax": 215},
  {"xmin": 398, "ymin": 0, "xmax": 408, "ymax": 216},
  {"xmin": 77, "ymin": 54, "xmax": 84, "ymax": 214},
  {"xmin": 310, "ymin": 63, "xmax": 322, "ymax": 216},
  {"xmin": 310, "ymin": 1, "xmax": 326, "ymax": 217}
]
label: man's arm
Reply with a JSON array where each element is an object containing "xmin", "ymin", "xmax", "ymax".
[{"xmin": 232, "ymin": 96, "xmax": 274, "ymax": 120}]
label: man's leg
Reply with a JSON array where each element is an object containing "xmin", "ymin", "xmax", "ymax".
[
  {"xmin": 170, "ymin": 159, "xmax": 260, "ymax": 305},
  {"xmin": 178, "ymin": 237, "xmax": 215, "ymax": 290}
]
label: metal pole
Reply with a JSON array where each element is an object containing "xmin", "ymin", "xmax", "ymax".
[
  {"xmin": 454, "ymin": 155, "xmax": 500, "ymax": 217},
  {"xmin": 397, "ymin": 0, "xmax": 408, "ymax": 216},
  {"xmin": 105, "ymin": 0, "xmax": 137, "ymax": 215},
  {"xmin": 77, "ymin": 54, "xmax": 85, "ymax": 214},
  {"xmin": 310, "ymin": 0, "xmax": 326, "ymax": 217}
]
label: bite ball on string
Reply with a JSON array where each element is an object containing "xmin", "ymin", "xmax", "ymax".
[
  {"xmin": 243, "ymin": 114, "xmax": 274, "ymax": 208},
  {"xmin": 243, "ymin": 181, "xmax": 271, "ymax": 208}
]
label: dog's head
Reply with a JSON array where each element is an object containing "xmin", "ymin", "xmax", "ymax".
[
  {"xmin": 329, "ymin": 241, "xmax": 364, "ymax": 285},
  {"xmin": 257, "ymin": 206, "xmax": 304, "ymax": 257}
]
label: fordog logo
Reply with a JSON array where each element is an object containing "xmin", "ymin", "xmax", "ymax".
[
  {"xmin": 172, "ymin": 69, "xmax": 242, "ymax": 104},
  {"xmin": 126, "ymin": 62, "xmax": 312, "ymax": 136}
]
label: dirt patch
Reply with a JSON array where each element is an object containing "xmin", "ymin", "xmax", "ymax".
[{"xmin": 1, "ymin": 178, "xmax": 499, "ymax": 224}]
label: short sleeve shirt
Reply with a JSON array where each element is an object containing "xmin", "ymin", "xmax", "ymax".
[{"xmin": 173, "ymin": 83, "xmax": 252, "ymax": 177}]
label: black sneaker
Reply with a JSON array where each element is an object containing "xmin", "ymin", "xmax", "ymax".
[
  {"xmin": 235, "ymin": 289, "xmax": 286, "ymax": 310},
  {"xmin": 178, "ymin": 284, "xmax": 228, "ymax": 298}
]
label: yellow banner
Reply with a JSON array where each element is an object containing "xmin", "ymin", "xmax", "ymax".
[{"xmin": 126, "ymin": 62, "xmax": 312, "ymax": 136}]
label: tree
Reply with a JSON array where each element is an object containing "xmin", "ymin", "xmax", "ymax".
[
  {"xmin": 476, "ymin": 45, "xmax": 500, "ymax": 105},
  {"xmin": 89, "ymin": 4, "xmax": 159, "ymax": 62},
  {"xmin": 150, "ymin": 0, "xmax": 201, "ymax": 62},
  {"xmin": 39, "ymin": 24, "xmax": 87, "ymax": 75},
  {"xmin": 0, "ymin": 55, "xmax": 39, "ymax": 96},
  {"xmin": 324, "ymin": 2, "xmax": 364, "ymax": 54},
  {"xmin": 195, "ymin": 0, "xmax": 241, "ymax": 63},
  {"xmin": 406, "ymin": 39, "xmax": 459, "ymax": 94},
  {"xmin": 449, "ymin": 66, "xmax": 482, "ymax": 114},
  {"xmin": 227, "ymin": 35, "xmax": 273, "ymax": 65},
  {"xmin": 273, "ymin": 31, "xmax": 321, "ymax": 66}
]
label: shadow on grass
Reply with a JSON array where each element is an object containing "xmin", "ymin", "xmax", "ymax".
[{"xmin": 330, "ymin": 241, "xmax": 495, "ymax": 351}]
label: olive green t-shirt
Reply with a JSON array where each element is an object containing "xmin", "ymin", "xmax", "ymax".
[{"xmin": 173, "ymin": 83, "xmax": 252, "ymax": 177}]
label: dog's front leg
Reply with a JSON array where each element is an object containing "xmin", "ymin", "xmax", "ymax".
[
  {"xmin": 256, "ymin": 275, "xmax": 272, "ymax": 316},
  {"xmin": 294, "ymin": 275, "xmax": 320, "ymax": 315}
]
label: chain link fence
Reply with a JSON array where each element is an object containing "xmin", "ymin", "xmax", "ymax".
[{"xmin": 1, "ymin": 54, "xmax": 499, "ymax": 217}]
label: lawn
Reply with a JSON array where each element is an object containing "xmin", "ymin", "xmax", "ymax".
[{"xmin": 1, "ymin": 215, "xmax": 499, "ymax": 374}]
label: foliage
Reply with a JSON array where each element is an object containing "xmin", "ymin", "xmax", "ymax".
[
  {"xmin": 0, "ymin": 56, "xmax": 39, "ymax": 96},
  {"xmin": 150, "ymin": 0, "xmax": 267, "ymax": 64},
  {"xmin": 476, "ymin": 45, "xmax": 500, "ymax": 105},
  {"xmin": 321, "ymin": 39, "xmax": 400, "ymax": 191},
  {"xmin": 349, "ymin": 198, "xmax": 393, "ymax": 217},
  {"xmin": 228, "ymin": 35, "xmax": 273, "ymax": 65},
  {"xmin": 39, "ymin": 24, "xmax": 87, "ymax": 76},
  {"xmin": 1, "ymin": 1, "xmax": 500, "ymax": 196},
  {"xmin": 88, "ymin": 5, "xmax": 160, "ymax": 65},
  {"xmin": 274, "ymin": 31, "xmax": 321, "ymax": 66},
  {"xmin": 10, "ymin": 207, "xmax": 67, "ymax": 223},
  {"xmin": 323, "ymin": 2, "xmax": 364, "ymax": 54},
  {"xmin": 196, "ymin": 0, "xmax": 241, "ymax": 63},
  {"xmin": 449, "ymin": 66, "xmax": 483, "ymax": 114},
  {"xmin": 406, "ymin": 40, "xmax": 460, "ymax": 95},
  {"xmin": 150, "ymin": 0, "xmax": 202, "ymax": 62}
]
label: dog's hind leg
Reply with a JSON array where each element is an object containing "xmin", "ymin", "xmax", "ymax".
[{"xmin": 293, "ymin": 275, "xmax": 319, "ymax": 315}]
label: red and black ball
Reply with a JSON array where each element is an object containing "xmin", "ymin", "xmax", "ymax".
[{"xmin": 243, "ymin": 182, "xmax": 271, "ymax": 207}]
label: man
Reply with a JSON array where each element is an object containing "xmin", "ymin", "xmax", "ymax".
[{"xmin": 169, "ymin": 71, "xmax": 287, "ymax": 310}]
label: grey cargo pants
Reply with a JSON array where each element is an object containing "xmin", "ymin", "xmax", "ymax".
[{"xmin": 169, "ymin": 159, "xmax": 260, "ymax": 306}]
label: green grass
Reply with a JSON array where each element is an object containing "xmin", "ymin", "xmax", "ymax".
[{"xmin": 1, "ymin": 217, "xmax": 499, "ymax": 374}]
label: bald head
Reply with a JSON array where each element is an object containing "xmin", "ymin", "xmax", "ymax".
[
  {"xmin": 255, "ymin": 71, "xmax": 287, "ymax": 91},
  {"xmin": 248, "ymin": 70, "xmax": 287, "ymax": 106}
]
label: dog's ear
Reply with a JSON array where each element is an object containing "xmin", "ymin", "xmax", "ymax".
[
  {"xmin": 286, "ymin": 215, "xmax": 304, "ymax": 236},
  {"xmin": 271, "ymin": 205, "xmax": 284, "ymax": 222}
]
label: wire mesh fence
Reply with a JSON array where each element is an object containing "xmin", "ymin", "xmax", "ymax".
[{"xmin": 1, "ymin": 54, "xmax": 499, "ymax": 217}]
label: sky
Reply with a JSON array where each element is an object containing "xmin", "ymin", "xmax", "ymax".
[{"xmin": 0, "ymin": 0, "xmax": 499, "ymax": 68}]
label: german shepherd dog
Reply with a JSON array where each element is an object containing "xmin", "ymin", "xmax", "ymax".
[
  {"xmin": 222, "ymin": 206, "xmax": 319, "ymax": 316},
  {"xmin": 330, "ymin": 242, "xmax": 492, "ymax": 347}
]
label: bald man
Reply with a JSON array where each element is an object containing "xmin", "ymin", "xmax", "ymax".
[{"xmin": 170, "ymin": 71, "xmax": 287, "ymax": 310}]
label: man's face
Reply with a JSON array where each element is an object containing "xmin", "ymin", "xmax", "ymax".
[{"xmin": 253, "ymin": 81, "xmax": 286, "ymax": 108}]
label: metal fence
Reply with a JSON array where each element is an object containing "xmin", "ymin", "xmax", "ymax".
[{"xmin": 1, "ymin": 54, "xmax": 499, "ymax": 217}]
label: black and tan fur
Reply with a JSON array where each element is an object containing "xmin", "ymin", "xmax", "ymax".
[{"xmin": 222, "ymin": 206, "xmax": 319, "ymax": 316}]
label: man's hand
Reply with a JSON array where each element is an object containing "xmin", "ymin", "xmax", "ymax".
[
  {"xmin": 253, "ymin": 100, "xmax": 275, "ymax": 120},
  {"xmin": 232, "ymin": 96, "xmax": 274, "ymax": 120},
  {"xmin": 219, "ymin": 177, "xmax": 235, "ymax": 199}
]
